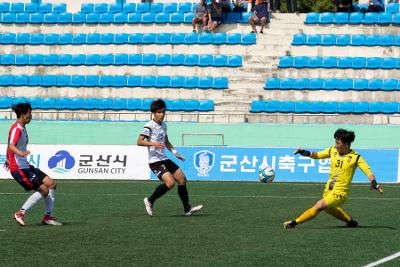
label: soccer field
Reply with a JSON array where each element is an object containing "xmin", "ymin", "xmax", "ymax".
[{"xmin": 0, "ymin": 180, "xmax": 399, "ymax": 267}]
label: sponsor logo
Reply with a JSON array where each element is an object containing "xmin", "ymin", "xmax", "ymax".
[
  {"xmin": 48, "ymin": 150, "xmax": 75, "ymax": 174},
  {"xmin": 194, "ymin": 150, "xmax": 215, "ymax": 176}
]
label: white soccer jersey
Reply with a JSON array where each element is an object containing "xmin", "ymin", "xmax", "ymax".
[{"xmin": 140, "ymin": 120, "xmax": 169, "ymax": 163}]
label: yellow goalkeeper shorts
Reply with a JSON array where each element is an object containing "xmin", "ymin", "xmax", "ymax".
[{"xmin": 322, "ymin": 190, "xmax": 347, "ymax": 209}]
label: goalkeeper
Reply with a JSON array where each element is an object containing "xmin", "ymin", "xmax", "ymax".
[{"xmin": 284, "ymin": 129, "xmax": 383, "ymax": 229}]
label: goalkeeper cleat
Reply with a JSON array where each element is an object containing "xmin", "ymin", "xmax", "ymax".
[
  {"xmin": 185, "ymin": 205, "xmax": 203, "ymax": 216},
  {"xmin": 347, "ymin": 219, "xmax": 358, "ymax": 228},
  {"xmin": 42, "ymin": 215, "xmax": 63, "ymax": 226},
  {"xmin": 283, "ymin": 220, "xmax": 297, "ymax": 229},
  {"xmin": 143, "ymin": 198, "xmax": 153, "ymax": 216}
]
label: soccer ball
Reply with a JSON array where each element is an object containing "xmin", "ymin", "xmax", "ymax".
[{"xmin": 258, "ymin": 166, "xmax": 275, "ymax": 183}]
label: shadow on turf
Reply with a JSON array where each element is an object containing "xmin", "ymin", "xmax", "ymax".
[{"xmin": 305, "ymin": 225, "xmax": 397, "ymax": 230}]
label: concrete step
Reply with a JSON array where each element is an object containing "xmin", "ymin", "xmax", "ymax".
[
  {"xmin": 290, "ymin": 46, "xmax": 400, "ymax": 57},
  {"xmin": 275, "ymin": 68, "xmax": 400, "ymax": 79}
]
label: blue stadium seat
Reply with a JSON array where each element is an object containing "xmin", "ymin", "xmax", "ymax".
[
  {"xmin": 213, "ymin": 55, "xmax": 228, "ymax": 67},
  {"xmin": 25, "ymin": 3, "xmax": 38, "ymax": 13},
  {"xmin": 155, "ymin": 76, "xmax": 170, "ymax": 88},
  {"xmin": 171, "ymin": 33, "xmax": 184, "ymax": 44},
  {"xmin": 353, "ymin": 102, "xmax": 369, "ymax": 114},
  {"xmin": 279, "ymin": 56, "xmax": 293, "ymax": 68},
  {"xmin": 280, "ymin": 101, "xmax": 295, "ymax": 113},
  {"xmin": 170, "ymin": 76, "xmax": 185, "ymax": 88},
  {"xmin": 85, "ymin": 75, "xmax": 99, "ymax": 87},
  {"xmin": 99, "ymin": 76, "xmax": 114, "ymax": 87},
  {"xmin": 198, "ymin": 76, "xmax": 213, "ymax": 89},
  {"xmin": 3, "ymin": 13, "xmax": 16, "ymax": 23},
  {"xmin": 29, "ymin": 54, "xmax": 43, "ymax": 65},
  {"xmin": 170, "ymin": 12, "xmax": 184, "ymax": 23},
  {"xmin": 265, "ymin": 78, "xmax": 280, "ymax": 89},
  {"xmin": 349, "ymin": 12, "xmax": 363, "ymax": 24},
  {"xmin": 71, "ymin": 54, "xmax": 86, "ymax": 66},
  {"xmin": 95, "ymin": 3, "xmax": 108, "ymax": 13},
  {"xmin": 383, "ymin": 79, "xmax": 398, "ymax": 91},
  {"xmin": 53, "ymin": 3, "xmax": 66, "ymax": 13},
  {"xmin": 142, "ymin": 54, "xmax": 156, "ymax": 65},
  {"xmin": 213, "ymin": 77, "xmax": 228, "ymax": 89},
  {"xmin": 294, "ymin": 101, "xmax": 310, "ymax": 113},
  {"xmin": 382, "ymin": 57, "xmax": 396, "ymax": 69},
  {"xmin": 100, "ymin": 33, "xmax": 114, "ymax": 44},
  {"xmin": 170, "ymin": 54, "xmax": 185, "ymax": 66},
  {"xmin": 123, "ymin": 3, "xmax": 136, "ymax": 13},
  {"xmin": 265, "ymin": 101, "xmax": 280, "ymax": 113},
  {"xmin": 112, "ymin": 98, "xmax": 127, "ymax": 110},
  {"xmin": 126, "ymin": 98, "xmax": 141, "ymax": 110},
  {"xmin": 99, "ymin": 13, "xmax": 114, "ymax": 24},
  {"xmin": 70, "ymin": 75, "xmax": 85, "ymax": 87},
  {"xmin": 142, "ymin": 33, "xmax": 156, "ymax": 44},
  {"xmin": 395, "ymin": 58, "xmax": 400, "ymax": 69},
  {"xmin": 378, "ymin": 12, "xmax": 392, "ymax": 24},
  {"xmin": 379, "ymin": 34, "xmax": 395, "ymax": 46},
  {"xmin": 228, "ymin": 55, "xmax": 242, "ymax": 67},
  {"xmin": 58, "ymin": 33, "xmax": 72, "ymax": 44},
  {"xmin": 366, "ymin": 57, "xmax": 381, "ymax": 69},
  {"xmin": 226, "ymin": 12, "xmax": 241, "ymax": 23},
  {"xmin": 42, "ymin": 75, "xmax": 57, "ymax": 87},
  {"xmin": 141, "ymin": 98, "xmax": 154, "ymax": 111},
  {"xmin": 352, "ymin": 57, "xmax": 366, "ymax": 69},
  {"xmin": 43, "ymin": 54, "xmax": 58, "ymax": 65},
  {"xmin": 250, "ymin": 100, "xmax": 266, "ymax": 113},
  {"xmin": 184, "ymin": 100, "xmax": 199, "ymax": 111},
  {"xmin": 86, "ymin": 13, "xmax": 100, "ymax": 24},
  {"xmin": 334, "ymin": 12, "xmax": 348, "ymax": 24},
  {"xmin": 184, "ymin": 54, "xmax": 199, "ymax": 66},
  {"xmin": 155, "ymin": 12, "xmax": 170, "ymax": 23},
  {"xmin": 293, "ymin": 56, "xmax": 308, "ymax": 68},
  {"xmin": 293, "ymin": 78, "xmax": 309, "ymax": 89},
  {"xmin": 114, "ymin": 13, "xmax": 128, "ymax": 23},
  {"xmin": 324, "ymin": 78, "xmax": 338, "ymax": 90},
  {"xmin": 141, "ymin": 12, "xmax": 155, "ymax": 23},
  {"xmin": 338, "ymin": 102, "xmax": 354, "ymax": 114},
  {"xmin": 128, "ymin": 12, "xmax": 141, "ymax": 23},
  {"xmin": 337, "ymin": 57, "xmax": 352, "ymax": 68},
  {"xmin": 85, "ymin": 54, "xmax": 100, "ymax": 65},
  {"xmin": 29, "ymin": 97, "xmax": 42, "ymax": 109},
  {"xmin": 113, "ymin": 76, "xmax": 127, "ymax": 87},
  {"xmin": 368, "ymin": 79, "xmax": 383, "ymax": 90},
  {"xmin": 183, "ymin": 12, "xmax": 195, "ymax": 23},
  {"xmin": 308, "ymin": 56, "xmax": 323, "ymax": 68},
  {"xmin": 81, "ymin": 3, "xmax": 94, "ymax": 13},
  {"xmin": 109, "ymin": 4, "xmax": 122, "ymax": 13},
  {"xmin": 164, "ymin": 3, "xmax": 178, "ymax": 13},
  {"xmin": 324, "ymin": 102, "xmax": 338, "ymax": 113},
  {"xmin": 307, "ymin": 34, "xmax": 321, "ymax": 45},
  {"xmin": 155, "ymin": 33, "xmax": 171, "ymax": 44},
  {"xmin": 322, "ymin": 56, "xmax": 337, "ymax": 68},
  {"xmin": 386, "ymin": 3, "xmax": 399, "ymax": 13},
  {"xmin": 363, "ymin": 12, "xmax": 378, "ymax": 24},
  {"xmin": 280, "ymin": 78, "xmax": 294, "ymax": 89},
  {"xmin": 365, "ymin": 35, "xmax": 378, "ymax": 46},
  {"xmin": 198, "ymin": 33, "xmax": 213, "ymax": 44},
  {"xmin": 383, "ymin": 102, "xmax": 399, "ymax": 114},
  {"xmin": 44, "ymin": 33, "xmax": 59, "ymax": 45},
  {"xmin": 30, "ymin": 12, "xmax": 44, "ymax": 24},
  {"xmin": 14, "ymin": 75, "xmax": 28, "ymax": 86},
  {"xmin": 0, "ymin": 96, "xmax": 12, "ymax": 108},
  {"xmin": 150, "ymin": 3, "xmax": 163, "ymax": 13},
  {"xmin": 38, "ymin": 3, "xmax": 52, "ymax": 13},
  {"xmin": 16, "ymin": 13, "xmax": 29, "ymax": 24},
  {"xmin": 198, "ymin": 100, "xmax": 214, "ymax": 111},
  {"xmin": 72, "ymin": 34, "xmax": 86, "ymax": 45},
  {"xmin": 369, "ymin": 102, "xmax": 384, "ymax": 113},
  {"xmin": 128, "ymin": 33, "xmax": 142, "ymax": 44},
  {"xmin": 69, "ymin": 98, "xmax": 85, "ymax": 110},
  {"xmin": 15, "ymin": 54, "xmax": 29, "ymax": 65},
  {"xmin": 155, "ymin": 54, "xmax": 170, "ymax": 66},
  {"xmin": 168, "ymin": 99, "xmax": 184, "ymax": 111},
  {"xmin": 1, "ymin": 54, "xmax": 15, "ymax": 65},
  {"xmin": 178, "ymin": 3, "xmax": 192, "ymax": 13},
  {"xmin": 305, "ymin": 12, "xmax": 319, "ymax": 24},
  {"xmin": 0, "ymin": 75, "xmax": 13, "ymax": 86},
  {"xmin": 141, "ymin": 76, "xmax": 156, "ymax": 87},
  {"xmin": 292, "ymin": 34, "xmax": 306, "ymax": 45},
  {"xmin": 309, "ymin": 78, "xmax": 324, "ymax": 90},
  {"xmin": 98, "ymin": 98, "xmax": 113, "ymax": 110},
  {"xmin": 337, "ymin": 78, "xmax": 353, "ymax": 90},
  {"xmin": 199, "ymin": 55, "xmax": 213, "ymax": 67},
  {"xmin": 56, "ymin": 75, "xmax": 71, "ymax": 86},
  {"xmin": 319, "ymin": 12, "xmax": 334, "ymax": 24},
  {"xmin": 183, "ymin": 32, "xmax": 198, "ymax": 44},
  {"xmin": 394, "ymin": 13, "xmax": 400, "ymax": 25},
  {"xmin": 99, "ymin": 54, "xmax": 114, "ymax": 66},
  {"xmin": 352, "ymin": 34, "xmax": 366, "ymax": 46},
  {"xmin": 185, "ymin": 76, "xmax": 199, "ymax": 88},
  {"xmin": 0, "ymin": 2, "xmax": 10, "ymax": 12},
  {"xmin": 87, "ymin": 33, "xmax": 100, "ymax": 44},
  {"xmin": 321, "ymin": 34, "xmax": 336, "ymax": 46},
  {"xmin": 241, "ymin": 33, "xmax": 256, "ymax": 45},
  {"xmin": 27, "ymin": 75, "xmax": 41, "ymax": 86},
  {"xmin": 336, "ymin": 35, "xmax": 350, "ymax": 46},
  {"xmin": 72, "ymin": 13, "xmax": 86, "ymax": 23},
  {"xmin": 12, "ymin": 97, "xmax": 28, "ymax": 105},
  {"xmin": 58, "ymin": 12, "xmax": 72, "ymax": 24},
  {"xmin": 128, "ymin": 54, "xmax": 142, "ymax": 65},
  {"xmin": 353, "ymin": 79, "xmax": 368, "ymax": 90},
  {"xmin": 41, "ymin": 98, "xmax": 56, "ymax": 109},
  {"xmin": 227, "ymin": 33, "xmax": 241, "ymax": 45}
]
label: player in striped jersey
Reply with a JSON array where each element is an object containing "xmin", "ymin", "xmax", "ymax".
[{"xmin": 5, "ymin": 103, "xmax": 62, "ymax": 226}]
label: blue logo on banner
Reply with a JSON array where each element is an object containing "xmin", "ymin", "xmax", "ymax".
[
  {"xmin": 194, "ymin": 150, "xmax": 215, "ymax": 176},
  {"xmin": 48, "ymin": 150, "xmax": 75, "ymax": 174}
]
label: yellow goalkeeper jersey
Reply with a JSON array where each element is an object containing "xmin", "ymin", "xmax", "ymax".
[{"xmin": 315, "ymin": 147, "xmax": 373, "ymax": 197}]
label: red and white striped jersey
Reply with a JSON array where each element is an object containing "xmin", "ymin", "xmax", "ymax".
[{"xmin": 7, "ymin": 122, "xmax": 29, "ymax": 172}]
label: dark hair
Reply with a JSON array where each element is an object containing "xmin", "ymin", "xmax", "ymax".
[
  {"xmin": 334, "ymin": 128, "xmax": 355, "ymax": 145},
  {"xmin": 12, "ymin": 102, "xmax": 32, "ymax": 118},
  {"xmin": 150, "ymin": 99, "xmax": 166, "ymax": 113}
]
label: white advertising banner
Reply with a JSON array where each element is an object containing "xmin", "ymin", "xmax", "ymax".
[{"xmin": 0, "ymin": 145, "xmax": 150, "ymax": 180}]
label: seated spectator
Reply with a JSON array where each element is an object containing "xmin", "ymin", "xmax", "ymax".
[
  {"xmin": 192, "ymin": 0, "xmax": 208, "ymax": 33},
  {"xmin": 233, "ymin": 0, "xmax": 247, "ymax": 12},
  {"xmin": 249, "ymin": 0, "xmax": 268, "ymax": 34},
  {"xmin": 206, "ymin": 0, "xmax": 223, "ymax": 33},
  {"xmin": 220, "ymin": 0, "xmax": 232, "ymax": 12},
  {"xmin": 335, "ymin": 0, "xmax": 355, "ymax": 12},
  {"xmin": 367, "ymin": 0, "xmax": 384, "ymax": 12}
]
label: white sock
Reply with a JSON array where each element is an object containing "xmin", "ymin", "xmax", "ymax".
[
  {"xmin": 44, "ymin": 189, "xmax": 55, "ymax": 216},
  {"xmin": 21, "ymin": 192, "xmax": 44, "ymax": 213}
]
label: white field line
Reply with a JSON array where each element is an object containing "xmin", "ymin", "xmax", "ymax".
[{"xmin": 362, "ymin": 251, "xmax": 400, "ymax": 267}]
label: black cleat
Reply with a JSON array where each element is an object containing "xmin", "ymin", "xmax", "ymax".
[
  {"xmin": 283, "ymin": 220, "xmax": 297, "ymax": 229},
  {"xmin": 347, "ymin": 219, "xmax": 358, "ymax": 227}
]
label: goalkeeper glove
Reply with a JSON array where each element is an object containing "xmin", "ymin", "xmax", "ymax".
[
  {"xmin": 371, "ymin": 180, "xmax": 383, "ymax": 194},
  {"xmin": 294, "ymin": 149, "xmax": 311, "ymax": 157}
]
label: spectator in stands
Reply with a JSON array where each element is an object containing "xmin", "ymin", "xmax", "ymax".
[
  {"xmin": 335, "ymin": 0, "xmax": 355, "ymax": 12},
  {"xmin": 192, "ymin": 0, "xmax": 209, "ymax": 33},
  {"xmin": 249, "ymin": 0, "xmax": 268, "ymax": 34},
  {"xmin": 367, "ymin": 0, "xmax": 385, "ymax": 12},
  {"xmin": 220, "ymin": 0, "xmax": 232, "ymax": 12},
  {"xmin": 141, "ymin": 0, "xmax": 153, "ymax": 2},
  {"xmin": 206, "ymin": 0, "xmax": 223, "ymax": 33},
  {"xmin": 233, "ymin": 0, "xmax": 247, "ymax": 12}
]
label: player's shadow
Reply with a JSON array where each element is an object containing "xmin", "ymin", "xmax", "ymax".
[
  {"xmin": 307, "ymin": 225, "xmax": 397, "ymax": 230},
  {"xmin": 169, "ymin": 214, "xmax": 211, "ymax": 218}
]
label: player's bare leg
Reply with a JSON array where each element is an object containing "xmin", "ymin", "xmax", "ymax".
[
  {"xmin": 173, "ymin": 169, "xmax": 203, "ymax": 216},
  {"xmin": 144, "ymin": 172, "xmax": 175, "ymax": 216}
]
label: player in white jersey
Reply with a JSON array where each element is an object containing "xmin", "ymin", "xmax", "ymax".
[{"xmin": 137, "ymin": 99, "xmax": 203, "ymax": 216}]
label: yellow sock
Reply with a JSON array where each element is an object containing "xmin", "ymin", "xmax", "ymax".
[
  {"xmin": 325, "ymin": 207, "xmax": 351, "ymax": 223},
  {"xmin": 295, "ymin": 207, "xmax": 319, "ymax": 224}
]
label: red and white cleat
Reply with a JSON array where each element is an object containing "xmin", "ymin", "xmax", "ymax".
[
  {"xmin": 42, "ymin": 215, "xmax": 63, "ymax": 226},
  {"xmin": 14, "ymin": 211, "xmax": 25, "ymax": 226}
]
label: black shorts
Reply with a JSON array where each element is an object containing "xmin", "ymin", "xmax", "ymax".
[
  {"xmin": 149, "ymin": 159, "xmax": 180, "ymax": 179},
  {"xmin": 11, "ymin": 165, "xmax": 47, "ymax": 191},
  {"xmin": 211, "ymin": 17, "xmax": 222, "ymax": 25}
]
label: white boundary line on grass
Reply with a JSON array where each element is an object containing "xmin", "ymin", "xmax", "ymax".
[{"xmin": 362, "ymin": 251, "xmax": 400, "ymax": 267}]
